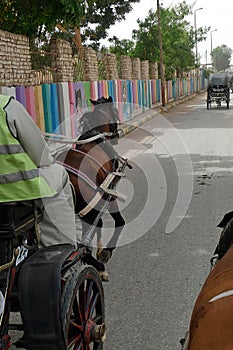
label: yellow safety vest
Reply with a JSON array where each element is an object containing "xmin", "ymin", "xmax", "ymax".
[{"xmin": 0, "ymin": 95, "xmax": 56, "ymax": 202}]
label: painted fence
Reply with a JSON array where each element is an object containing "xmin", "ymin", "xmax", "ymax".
[{"xmin": 0, "ymin": 74, "xmax": 207, "ymax": 136}]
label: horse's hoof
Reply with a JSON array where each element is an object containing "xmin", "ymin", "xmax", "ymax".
[
  {"xmin": 96, "ymin": 247, "xmax": 103, "ymax": 261},
  {"xmin": 96, "ymin": 249, "xmax": 112, "ymax": 263},
  {"xmin": 99, "ymin": 270, "xmax": 109, "ymax": 282}
]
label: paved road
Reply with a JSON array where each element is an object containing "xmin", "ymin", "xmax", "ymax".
[
  {"xmin": 103, "ymin": 93, "xmax": 233, "ymax": 349},
  {"xmin": 9, "ymin": 92, "xmax": 233, "ymax": 349}
]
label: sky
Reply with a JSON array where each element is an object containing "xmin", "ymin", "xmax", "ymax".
[{"xmin": 102, "ymin": 0, "xmax": 233, "ymax": 65}]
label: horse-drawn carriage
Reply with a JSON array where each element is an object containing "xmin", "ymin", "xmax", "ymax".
[
  {"xmin": 206, "ymin": 72, "xmax": 230, "ymax": 109},
  {"xmin": 0, "ymin": 201, "xmax": 106, "ymax": 350},
  {"xmin": 0, "ymin": 97, "xmax": 131, "ymax": 349}
]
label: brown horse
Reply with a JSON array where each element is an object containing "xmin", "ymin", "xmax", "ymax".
[
  {"xmin": 182, "ymin": 216, "xmax": 233, "ymax": 349},
  {"xmin": 55, "ymin": 96, "xmax": 131, "ymax": 274}
]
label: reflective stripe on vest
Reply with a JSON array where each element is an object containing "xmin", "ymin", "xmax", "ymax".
[
  {"xmin": 0, "ymin": 144, "xmax": 24, "ymax": 154},
  {"xmin": 0, "ymin": 95, "xmax": 56, "ymax": 202},
  {"xmin": 0, "ymin": 169, "xmax": 39, "ymax": 184}
]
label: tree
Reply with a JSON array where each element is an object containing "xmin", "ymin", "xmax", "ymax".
[
  {"xmin": 108, "ymin": 36, "xmax": 135, "ymax": 59},
  {"xmin": 108, "ymin": 1, "xmax": 209, "ymax": 78},
  {"xmin": 211, "ymin": 45, "xmax": 232, "ymax": 71},
  {"xmin": 0, "ymin": 0, "xmax": 140, "ymax": 48}
]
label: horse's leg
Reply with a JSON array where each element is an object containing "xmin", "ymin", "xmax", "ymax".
[
  {"xmin": 96, "ymin": 218, "xmax": 104, "ymax": 258},
  {"xmin": 97, "ymin": 199, "xmax": 125, "ymax": 263},
  {"xmin": 81, "ymin": 217, "xmax": 109, "ymax": 282}
]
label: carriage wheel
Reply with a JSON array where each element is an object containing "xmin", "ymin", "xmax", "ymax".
[{"xmin": 61, "ymin": 265, "xmax": 106, "ymax": 349}]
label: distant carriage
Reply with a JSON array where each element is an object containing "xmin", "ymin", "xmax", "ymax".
[{"xmin": 207, "ymin": 73, "xmax": 230, "ymax": 109}]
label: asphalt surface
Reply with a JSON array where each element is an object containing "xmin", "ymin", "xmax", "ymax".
[
  {"xmin": 103, "ymin": 92, "xmax": 233, "ymax": 349},
  {"xmin": 9, "ymin": 92, "xmax": 233, "ymax": 349}
]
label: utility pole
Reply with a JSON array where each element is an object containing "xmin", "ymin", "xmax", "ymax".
[
  {"xmin": 210, "ymin": 29, "xmax": 217, "ymax": 70},
  {"xmin": 194, "ymin": 7, "xmax": 203, "ymax": 66},
  {"xmin": 210, "ymin": 29, "xmax": 217, "ymax": 58},
  {"xmin": 157, "ymin": 0, "xmax": 166, "ymax": 108}
]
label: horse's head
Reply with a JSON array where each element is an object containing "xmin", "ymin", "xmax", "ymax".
[{"xmin": 79, "ymin": 96, "xmax": 119, "ymax": 144}]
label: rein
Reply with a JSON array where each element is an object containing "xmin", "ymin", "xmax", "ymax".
[
  {"xmin": 55, "ymin": 160, "xmax": 97, "ymax": 191},
  {"xmin": 44, "ymin": 132, "xmax": 113, "ymax": 144},
  {"xmin": 56, "ymin": 153, "xmax": 127, "ymax": 219}
]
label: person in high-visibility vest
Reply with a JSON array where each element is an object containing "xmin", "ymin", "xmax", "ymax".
[{"xmin": 0, "ymin": 94, "xmax": 76, "ymax": 247}]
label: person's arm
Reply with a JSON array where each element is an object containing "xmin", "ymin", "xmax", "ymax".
[{"xmin": 4, "ymin": 98, "xmax": 53, "ymax": 167}]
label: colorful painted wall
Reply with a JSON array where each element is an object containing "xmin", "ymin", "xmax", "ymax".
[{"xmin": 0, "ymin": 73, "xmax": 207, "ymax": 136}]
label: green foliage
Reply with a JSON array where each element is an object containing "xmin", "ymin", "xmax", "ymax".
[
  {"xmin": 203, "ymin": 68, "xmax": 211, "ymax": 80},
  {"xmin": 106, "ymin": 1, "xmax": 210, "ymax": 78},
  {"xmin": 0, "ymin": 0, "xmax": 140, "ymax": 47},
  {"xmin": 108, "ymin": 36, "xmax": 135, "ymax": 59},
  {"xmin": 211, "ymin": 45, "xmax": 232, "ymax": 71}
]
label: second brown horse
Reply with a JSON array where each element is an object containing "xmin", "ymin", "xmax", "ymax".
[{"xmin": 183, "ymin": 215, "xmax": 233, "ymax": 349}]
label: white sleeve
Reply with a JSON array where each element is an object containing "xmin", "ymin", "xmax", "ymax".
[{"xmin": 4, "ymin": 98, "xmax": 53, "ymax": 167}]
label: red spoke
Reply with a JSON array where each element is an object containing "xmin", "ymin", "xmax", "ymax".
[
  {"xmin": 73, "ymin": 296, "xmax": 82, "ymax": 326},
  {"xmin": 75, "ymin": 340, "xmax": 83, "ymax": 350},
  {"xmin": 88, "ymin": 292, "xmax": 99, "ymax": 320},
  {"xmin": 78, "ymin": 284, "xmax": 85, "ymax": 323},
  {"xmin": 68, "ymin": 333, "xmax": 82, "ymax": 349},
  {"xmin": 85, "ymin": 280, "xmax": 93, "ymax": 319},
  {"xmin": 92, "ymin": 314, "xmax": 102, "ymax": 323},
  {"xmin": 70, "ymin": 319, "xmax": 83, "ymax": 332}
]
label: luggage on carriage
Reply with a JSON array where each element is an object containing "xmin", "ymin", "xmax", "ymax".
[{"xmin": 207, "ymin": 72, "xmax": 230, "ymax": 109}]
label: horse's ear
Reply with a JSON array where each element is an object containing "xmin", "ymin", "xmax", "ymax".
[
  {"xmin": 90, "ymin": 99, "xmax": 97, "ymax": 105},
  {"xmin": 108, "ymin": 96, "xmax": 113, "ymax": 103}
]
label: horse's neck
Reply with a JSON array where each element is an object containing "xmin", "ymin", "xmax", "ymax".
[{"xmin": 80, "ymin": 138, "xmax": 116, "ymax": 161}]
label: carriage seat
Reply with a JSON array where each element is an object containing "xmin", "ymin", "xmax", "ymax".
[{"xmin": 0, "ymin": 200, "xmax": 44, "ymax": 237}]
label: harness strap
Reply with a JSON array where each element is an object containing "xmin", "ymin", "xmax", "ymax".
[
  {"xmin": 56, "ymin": 161, "xmax": 127, "ymax": 218},
  {"xmin": 78, "ymin": 173, "xmax": 115, "ymax": 217},
  {"xmin": 72, "ymin": 148, "xmax": 109, "ymax": 174},
  {"xmin": 208, "ymin": 289, "xmax": 233, "ymax": 303},
  {"xmin": 55, "ymin": 161, "xmax": 97, "ymax": 191},
  {"xmin": 79, "ymin": 192, "xmax": 103, "ymax": 218},
  {"xmin": 79, "ymin": 172, "xmax": 127, "ymax": 217}
]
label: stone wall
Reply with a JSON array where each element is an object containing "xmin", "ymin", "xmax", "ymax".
[
  {"xmin": 141, "ymin": 60, "xmax": 150, "ymax": 80},
  {"xmin": 120, "ymin": 56, "xmax": 132, "ymax": 80},
  {"xmin": 0, "ymin": 30, "xmax": 36, "ymax": 86},
  {"xmin": 104, "ymin": 53, "xmax": 119, "ymax": 80},
  {"xmin": 50, "ymin": 38, "xmax": 74, "ymax": 82},
  {"xmin": 82, "ymin": 47, "xmax": 99, "ymax": 81},
  {"xmin": 132, "ymin": 58, "xmax": 141, "ymax": 80},
  {"xmin": 0, "ymin": 29, "xmax": 160, "ymax": 87},
  {"xmin": 150, "ymin": 62, "xmax": 158, "ymax": 79}
]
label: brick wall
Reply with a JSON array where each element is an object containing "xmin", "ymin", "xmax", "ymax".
[
  {"xmin": 120, "ymin": 56, "xmax": 133, "ymax": 79},
  {"xmin": 81, "ymin": 47, "xmax": 99, "ymax": 81},
  {"xmin": 141, "ymin": 60, "xmax": 150, "ymax": 80},
  {"xmin": 104, "ymin": 53, "xmax": 119, "ymax": 80},
  {"xmin": 150, "ymin": 62, "xmax": 158, "ymax": 79},
  {"xmin": 0, "ymin": 30, "xmax": 36, "ymax": 86},
  {"xmin": 132, "ymin": 58, "xmax": 141, "ymax": 80},
  {"xmin": 50, "ymin": 38, "xmax": 74, "ymax": 82},
  {"xmin": 0, "ymin": 29, "xmax": 159, "ymax": 87}
]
